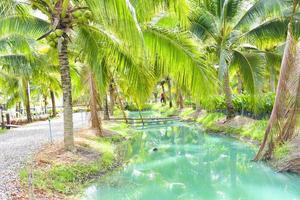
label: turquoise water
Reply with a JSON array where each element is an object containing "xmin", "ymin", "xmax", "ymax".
[{"xmin": 83, "ymin": 122, "xmax": 300, "ymax": 200}]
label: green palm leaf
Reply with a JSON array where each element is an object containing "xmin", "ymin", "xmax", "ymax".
[
  {"xmin": 144, "ymin": 25, "xmax": 217, "ymax": 101},
  {"xmin": 231, "ymin": 50, "xmax": 265, "ymax": 95}
]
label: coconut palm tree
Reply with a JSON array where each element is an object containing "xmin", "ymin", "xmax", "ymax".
[
  {"xmin": 27, "ymin": 0, "xmax": 84, "ymax": 150},
  {"xmin": 189, "ymin": 0, "xmax": 285, "ymax": 119},
  {"xmin": 32, "ymin": 63, "xmax": 61, "ymax": 117},
  {"xmin": 254, "ymin": 0, "xmax": 300, "ymax": 163},
  {"xmin": 0, "ymin": 50, "xmax": 45, "ymax": 123},
  {"xmin": 76, "ymin": 0, "xmax": 217, "ymax": 116},
  {"xmin": 4, "ymin": 0, "xmax": 218, "ymax": 144}
]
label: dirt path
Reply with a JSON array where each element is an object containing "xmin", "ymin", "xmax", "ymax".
[{"xmin": 0, "ymin": 112, "xmax": 90, "ymax": 200}]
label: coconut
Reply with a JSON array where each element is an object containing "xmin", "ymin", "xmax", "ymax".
[
  {"xmin": 32, "ymin": 5, "xmax": 37, "ymax": 10},
  {"xmin": 84, "ymin": 11, "xmax": 92, "ymax": 19},
  {"xmin": 49, "ymin": 32, "xmax": 56, "ymax": 39},
  {"xmin": 46, "ymin": 36, "xmax": 52, "ymax": 42},
  {"xmin": 78, "ymin": 16, "xmax": 87, "ymax": 23},
  {"xmin": 72, "ymin": 10, "xmax": 82, "ymax": 18},
  {"xmin": 49, "ymin": 41, "xmax": 56, "ymax": 48},
  {"xmin": 55, "ymin": 29, "xmax": 64, "ymax": 37},
  {"xmin": 54, "ymin": 37, "xmax": 59, "ymax": 43}
]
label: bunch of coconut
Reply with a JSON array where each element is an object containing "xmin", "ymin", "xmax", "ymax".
[
  {"xmin": 46, "ymin": 29, "xmax": 64, "ymax": 48},
  {"xmin": 72, "ymin": 9, "xmax": 92, "ymax": 23}
]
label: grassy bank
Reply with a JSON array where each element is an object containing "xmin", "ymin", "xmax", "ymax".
[
  {"xmin": 155, "ymin": 105, "xmax": 267, "ymax": 143},
  {"xmin": 18, "ymin": 122, "xmax": 135, "ymax": 199},
  {"xmin": 196, "ymin": 112, "xmax": 267, "ymax": 142}
]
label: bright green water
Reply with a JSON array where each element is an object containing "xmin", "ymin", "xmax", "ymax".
[{"xmin": 83, "ymin": 122, "xmax": 300, "ymax": 200}]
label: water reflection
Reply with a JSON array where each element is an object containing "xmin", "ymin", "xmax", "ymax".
[{"xmin": 83, "ymin": 123, "xmax": 300, "ymax": 200}]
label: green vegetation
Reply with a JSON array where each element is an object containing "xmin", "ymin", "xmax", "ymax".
[
  {"xmin": 20, "ymin": 162, "xmax": 102, "ymax": 194},
  {"xmin": 155, "ymin": 104, "xmax": 267, "ymax": 142},
  {"xmin": 179, "ymin": 108, "xmax": 196, "ymax": 120},
  {"xmin": 205, "ymin": 93, "xmax": 275, "ymax": 118},
  {"xmin": 1, "ymin": 0, "xmax": 300, "ymax": 192},
  {"xmin": 19, "ymin": 124, "xmax": 134, "ymax": 196},
  {"xmin": 197, "ymin": 112, "xmax": 267, "ymax": 142},
  {"xmin": 274, "ymin": 143, "xmax": 290, "ymax": 160},
  {"xmin": 125, "ymin": 103, "xmax": 152, "ymax": 112},
  {"xmin": 197, "ymin": 112, "xmax": 225, "ymax": 129},
  {"xmin": 241, "ymin": 120, "xmax": 268, "ymax": 141}
]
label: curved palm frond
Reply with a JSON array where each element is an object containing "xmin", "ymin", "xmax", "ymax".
[
  {"xmin": 234, "ymin": 0, "xmax": 286, "ymax": 29},
  {"xmin": 189, "ymin": 7, "xmax": 218, "ymax": 40},
  {"xmin": 242, "ymin": 18, "xmax": 289, "ymax": 49},
  {"xmin": 0, "ymin": 54, "xmax": 30, "ymax": 71},
  {"xmin": 144, "ymin": 25, "xmax": 218, "ymax": 102},
  {"xmin": 76, "ymin": 24, "xmax": 154, "ymax": 105},
  {"xmin": 0, "ymin": 15, "xmax": 49, "ymax": 39},
  {"xmin": 84, "ymin": 0, "xmax": 144, "ymax": 53},
  {"xmin": 231, "ymin": 50, "xmax": 265, "ymax": 95},
  {"xmin": 132, "ymin": 0, "xmax": 190, "ymax": 27},
  {"xmin": 0, "ymin": 34, "xmax": 34, "ymax": 56}
]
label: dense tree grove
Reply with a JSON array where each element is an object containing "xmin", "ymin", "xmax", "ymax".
[{"xmin": 1, "ymin": 0, "xmax": 300, "ymax": 172}]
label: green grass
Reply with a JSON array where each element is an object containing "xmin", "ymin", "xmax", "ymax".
[
  {"xmin": 179, "ymin": 108, "xmax": 196, "ymax": 119},
  {"xmin": 20, "ymin": 161, "xmax": 102, "ymax": 194},
  {"xmin": 196, "ymin": 112, "xmax": 267, "ymax": 142},
  {"xmin": 197, "ymin": 112, "xmax": 225, "ymax": 131},
  {"xmin": 19, "ymin": 123, "xmax": 134, "ymax": 196},
  {"xmin": 274, "ymin": 143, "xmax": 289, "ymax": 160},
  {"xmin": 240, "ymin": 120, "xmax": 267, "ymax": 141},
  {"xmin": 155, "ymin": 105, "xmax": 179, "ymax": 117}
]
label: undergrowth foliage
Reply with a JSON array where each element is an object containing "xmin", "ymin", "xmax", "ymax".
[{"xmin": 204, "ymin": 93, "xmax": 275, "ymax": 118}]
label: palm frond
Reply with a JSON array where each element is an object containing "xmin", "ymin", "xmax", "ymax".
[
  {"xmin": 231, "ymin": 50, "xmax": 265, "ymax": 95},
  {"xmin": 242, "ymin": 18, "xmax": 288, "ymax": 49},
  {"xmin": 235, "ymin": 0, "xmax": 285, "ymax": 29},
  {"xmin": 189, "ymin": 3, "xmax": 218, "ymax": 40},
  {"xmin": 0, "ymin": 16, "xmax": 49, "ymax": 39},
  {"xmin": 144, "ymin": 25, "xmax": 218, "ymax": 101},
  {"xmin": 76, "ymin": 24, "xmax": 154, "ymax": 105}
]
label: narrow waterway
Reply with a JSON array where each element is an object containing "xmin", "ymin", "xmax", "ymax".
[{"xmin": 83, "ymin": 117, "xmax": 300, "ymax": 200}]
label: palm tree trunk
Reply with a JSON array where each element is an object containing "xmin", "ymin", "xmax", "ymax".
[
  {"xmin": 223, "ymin": 72, "xmax": 235, "ymax": 119},
  {"xmin": 177, "ymin": 89, "xmax": 184, "ymax": 109},
  {"xmin": 117, "ymin": 95, "xmax": 128, "ymax": 123},
  {"xmin": 50, "ymin": 90, "xmax": 57, "ymax": 117},
  {"xmin": 154, "ymin": 92, "xmax": 158, "ymax": 102},
  {"xmin": 19, "ymin": 102, "xmax": 22, "ymax": 114},
  {"xmin": 43, "ymin": 95, "xmax": 47, "ymax": 114},
  {"xmin": 16, "ymin": 103, "xmax": 20, "ymax": 118},
  {"xmin": 23, "ymin": 79, "xmax": 32, "ymax": 123},
  {"xmin": 109, "ymin": 80, "xmax": 115, "ymax": 116},
  {"xmin": 161, "ymin": 82, "xmax": 166, "ymax": 104},
  {"xmin": 104, "ymin": 94, "xmax": 110, "ymax": 120},
  {"xmin": 270, "ymin": 66, "xmax": 276, "ymax": 93},
  {"xmin": 58, "ymin": 34, "xmax": 74, "ymax": 151},
  {"xmin": 88, "ymin": 71, "xmax": 103, "ymax": 136},
  {"xmin": 166, "ymin": 77, "xmax": 173, "ymax": 108},
  {"xmin": 254, "ymin": 12, "xmax": 300, "ymax": 161},
  {"xmin": 138, "ymin": 108, "xmax": 145, "ymax": 126},
  {"xmin": 114, "ymin": 83, "xmax": 128, "ymax": 123}
]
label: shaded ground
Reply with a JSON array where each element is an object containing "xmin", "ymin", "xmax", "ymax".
[{"xmin": 0, "ymin": 112, "xmax": 89, "ymax": 200}]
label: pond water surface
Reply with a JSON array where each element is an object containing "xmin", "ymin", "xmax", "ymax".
[{"xmin": 83, "ymin": 116, "xmax": 300, "ymax": 200}]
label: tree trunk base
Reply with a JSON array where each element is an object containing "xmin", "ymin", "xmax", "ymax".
[{"xmin": 273, "ymin": 136, "xmax": 300, "ymax": 173}]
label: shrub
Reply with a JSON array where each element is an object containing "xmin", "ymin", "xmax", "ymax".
[
  {"xmin": 202, "ymin": 93, "xmax": 275, "ymax": 118},
  {"xmin": 125, "ymin": 103, "xmax": 152, "ymax": 111}
]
